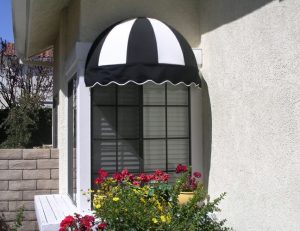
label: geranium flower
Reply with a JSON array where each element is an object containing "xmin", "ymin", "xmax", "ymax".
[
  {"xmin": 60, "ymin": 215, "xmax": 75, "ymax": 229},
  {"xmin": 133, "ymin": 180, "xmax": 140, "ymax": 186},
  {"xmin": 98, "ymin": 169, "xmax": 109, "ymax": 178},
  {"xmin": 176, "ymin": 164, "xmax": 188, "ymax": 173},
  {"xmin": 95, "ymin": 177, "xmax": 104, "ymax": 185},
  {"xmin": 139, "ymin": 173, "xmax": 149, "ymax": 183},
  {"xmin": 80, "ymin": 215, "xmax": 95, "ymax": 229},
  {"xmin": 113, "ymin": 172, "xmax": 122, "ymax": 182},
  {"xmin": 98, "ymin": 222, "xmax": 107, "ymax": 229},
  {"xmin": 193, "ymin": 171, "xmax": 202, "ymax": 178},
  {"xmin": 176, "ymin": 164, "xmax": 202, "ymax": 191}
]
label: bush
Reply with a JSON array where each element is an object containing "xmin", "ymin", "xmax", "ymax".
[
  {"xmin": 0, "ymin": 95, "xmax": 52, "ymax": 148},
  {"xmin": 60, "ymin": 167, "xmax": 233, "ymax": 231},
  {"xmin": 0, "ymin": 207, "xmax": 24, "ymax": 231}
]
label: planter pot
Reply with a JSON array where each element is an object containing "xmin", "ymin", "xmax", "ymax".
[{"xmin": 178, "ymin": 192, "xmax": 194, "ymax": 205}]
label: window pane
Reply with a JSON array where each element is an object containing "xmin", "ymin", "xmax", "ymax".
[
  {"xmin": 167, "ymin": 139, "xmax": 189, "ymax": 171},
  {"xmin": 92, "ymin": 85, "xmax": 116, "ymax": 105},
  {"xmin": 118, "ymin": 83, "xmax": 139, "ymax": 105},
  {"xmin": 143, "ymin": 107, "xmax": 165, "ymax": 138},
  {"xmin": 93, "ymin": 107, "xmax": 116, "ymax": 139},
  {"xmin": 118, "ymin": 140, "xmax": 140, "ymax": 173},
  {"xmin": 167, "ymin": 84, "xmax": 188, "ymax": 105},
  {"xmin": 143, "ymin": 82, "xmax": 165, "ymax": 105},
  {"xmin": 144, "ymin": 140, "xmax": 166, "ymax": 171},
  {"xmin": 167, "ymin": 107, "xmax": 189, "ymax": 137},
  {"xmin": 92, "ymin": 140, "xmax": 117, "ymax": 187},
  {"xmin": 118, "ymin": 107, "xmax": 139, "ymax": 139}
]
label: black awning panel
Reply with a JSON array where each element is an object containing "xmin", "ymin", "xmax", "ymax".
[{"xmin": 85, "ymin": 17, "xmax": 201, "ymax": 87}]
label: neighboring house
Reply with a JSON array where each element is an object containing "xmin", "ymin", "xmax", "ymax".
[
  {"xmin": 12, "ymin": 1, "xmax": 300, "ymax": 231},
  {"xmin": 0, "ymin": 42, "xmax": 53, "ymax": 108}
]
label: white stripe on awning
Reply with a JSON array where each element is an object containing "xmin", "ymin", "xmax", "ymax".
[
  {"xmin": 98, "ymin": 19, "xmax": 136, "ymax": 66},
  {"xmin": 148, "ymin": 18, "xmax": 185, "ymax": 65}
]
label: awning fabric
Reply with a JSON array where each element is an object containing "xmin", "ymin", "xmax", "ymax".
[{"xmin": 85, "ymin": 17, "xmax": 201, "ymax": 87}]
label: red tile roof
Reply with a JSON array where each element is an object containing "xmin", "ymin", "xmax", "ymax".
[{"xmin": 3, "ymin": 42, "xmax": 53, "ymax": 59}]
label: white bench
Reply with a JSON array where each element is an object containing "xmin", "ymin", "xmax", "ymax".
[{"xmin": 34, "ymin": 194, "xmax": 78, "ymax": 231}]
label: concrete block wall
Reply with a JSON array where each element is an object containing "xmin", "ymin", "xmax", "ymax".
[{"xmin": 0, "ymin": 149, "xmax": 59, "ymax": 231}]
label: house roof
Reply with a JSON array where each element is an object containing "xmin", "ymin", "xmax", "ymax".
[
  {"xmin": 12, "ymin": 0, "xmax": 69, "ymax": 58},
  {"xmin": 3, "ymin": 42, "xmax": 53, "ymax": 59}
]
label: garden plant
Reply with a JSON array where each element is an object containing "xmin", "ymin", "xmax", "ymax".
[{"xmin": 60, "ymin": 165, "xmax": 233, "ymax": 231}]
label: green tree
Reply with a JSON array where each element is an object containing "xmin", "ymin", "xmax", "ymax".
[{"xmin": 0, "ymin": 38, "xmax": 53, "ymax": 148}]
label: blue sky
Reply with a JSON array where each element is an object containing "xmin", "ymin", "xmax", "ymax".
[{"xmin": 0, "ymin": 0, "xmax": 14, "ymax": 42}]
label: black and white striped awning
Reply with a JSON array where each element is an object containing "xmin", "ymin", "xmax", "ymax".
[{"xmin": 85, "ymin": 17, "xmax": 201, "ymax": 87}]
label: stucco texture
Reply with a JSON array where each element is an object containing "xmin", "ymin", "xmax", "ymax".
[{"xmin": 199, "ymin": 0, "xmax": 300, "ymax": 230}]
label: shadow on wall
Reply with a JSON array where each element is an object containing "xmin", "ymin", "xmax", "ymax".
[
  {"xmin": 199, "ymin": 0, "xmax": 285, "ymax": 188},
  {"xmin": 201, "ymin": 79, "xmax": 212, "ymax": 189},
  {"xmin": 199, "ymin": 0, "xmax": 274, "ymax": 35}
]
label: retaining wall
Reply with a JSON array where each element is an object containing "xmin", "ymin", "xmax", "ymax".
[{"xmin": 0, "ymin": 149, "xmax": 59, "ymax": 231}]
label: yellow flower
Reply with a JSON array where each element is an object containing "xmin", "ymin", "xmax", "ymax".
[
  {"xmin": 160, "ymin": 215, "xmax": 167, "ymax": 223},
  {"xmin": 113, "ymin": 197, "xmax": 120, "ymax": 202},
  {"xmin": 95, "ymin": 204, "xmax": 101, "ymax": 209},
  {"xmin": 156, "ymin": 201, "xmax": 163, "ymax": 211},
  {"xmin": 166, "ymin": 214, "xmax": 171, "ymax": 223},
  {"xmin": 152, "ymin": 218, "xmax": 158, "ymax": 224}
]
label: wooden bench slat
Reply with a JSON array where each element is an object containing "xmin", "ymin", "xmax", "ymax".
[
  {"xmin": 35, "ymin": 194, "xmax": 81, "ymax": 231},
  {"xmin": 46, "ymin": 194, "xmax": 66, "ymax": 221},
  {"xmin": 53, "ymin": 194, "xmax": 72, "ymax": 217},
  {"xmin": 34, "ymin": 196, "xmax": 48, "ymax": 231},
  {"xmin": 38, "ymin": 195, "xmax": 57, "ymax": 223},
  {"xmin": 54, "ymin": 194, "xmax": 77, "ymax": 215},
  {"xmin": 62, "ymin": 194, "xmax": 78, "ymax": 212}
]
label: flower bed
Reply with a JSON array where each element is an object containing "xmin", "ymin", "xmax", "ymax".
[{"xmin": 60, "ymin": 165, "xmax": 233, "ymax": 231}]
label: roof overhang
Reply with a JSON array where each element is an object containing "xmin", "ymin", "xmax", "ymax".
[{"xmin": 12, "ymin": 0, "xmax": 69, "ymax": 58}]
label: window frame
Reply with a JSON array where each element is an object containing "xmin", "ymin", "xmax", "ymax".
[
  {"xmin": 91, "ymin": 83, "xmax": 191, "ymax": 186},
  {"xmin": 67, "ymin": 42, "xmax": 203, "ymax": 213},
  {"xmin": 67, "ymin": 76, "xmax": 77, "ymax": 204}
]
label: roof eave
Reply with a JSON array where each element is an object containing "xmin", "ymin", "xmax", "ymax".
[{"xmin": 12, "ymin": 0, "xmax": 29, "ymax": 58}]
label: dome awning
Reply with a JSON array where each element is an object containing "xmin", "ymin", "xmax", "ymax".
[{"xmin": 85, "ymin": 17, "xmax": 201, "ymax": 87}]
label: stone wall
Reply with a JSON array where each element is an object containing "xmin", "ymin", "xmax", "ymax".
[{"xmin": 0, "ymin": 149, "xmax": 59, "ymax": 231}]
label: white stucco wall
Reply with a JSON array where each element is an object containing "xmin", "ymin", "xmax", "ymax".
[
  {"xmin": 53, "ymin": 0, "xmax": 300, "ymax": 228},
  {"xmin": 199, "ymin": 0, "xmax": 300, "ymax": 230},
  {"xmin": 79, "ymin": 0, "xmax": 201, "ymax": 46}
]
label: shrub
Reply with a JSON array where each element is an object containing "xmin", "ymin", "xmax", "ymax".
[
  {"xmin": 0, "ymin": 95, "xmax": 52, "ymax": 148},
  {"xmin": 0, "ymin": 207, "xmax": 24, "ymax": 231},
  {"xmin": 60, "ymin": 167, "xmax": 233, "ymax": 231}
]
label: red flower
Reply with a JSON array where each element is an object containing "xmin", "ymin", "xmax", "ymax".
[
  {"xmin": 80, "ymin": 215, "xmax": 95, "ymax": 230},
  {"xmin": 176, "ymin": 164, "xmax": 188, "ymax": 173},
  {"xmin": 139, "ymin": 173, "xmax": 149, "ymax": 183},
  {"xmin": 98, "ymin": 222, "xmax": 108, "ymax": 229},
  {"xmin": 98, "ymin": 169, "xmax": 109, "ymax": 178},
  {"xmin": 155, "ymin": 169, "xmax": 164, "ymax": 176},
  {"xmin": 113, "ymin": 172, "xmax": 123, "ymax": 182},
  {"xmin": 133, "ymin": 180, "xmax": 140, "ymax": 186},
  {"xmin": 60, "ymin": 215, "xmax": 75, "ymax": 229},
  {"xmin": 193, "ymin": 171, "xmax": 202, "ymax": 178},
  {"xmin": 95, "ymin": 177, "xmax": 104, "ymax": 185},
  {"xmin": 121, "ymin": 168, "xmax": 129, "ymax": 177},
  {"xmin": 162, "ymin": 173, "xmax": 170, "ymax": 182}
]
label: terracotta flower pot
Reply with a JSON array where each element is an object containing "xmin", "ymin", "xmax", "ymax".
[{"xmin": 178, "ymin": 192, "xmax": 195, "ymax": 205}]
